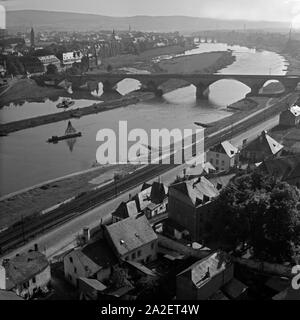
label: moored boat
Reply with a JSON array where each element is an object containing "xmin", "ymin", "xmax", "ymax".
[{"xmin": 56, "ymin": 98, "xmax": 75, "ymax": 109}]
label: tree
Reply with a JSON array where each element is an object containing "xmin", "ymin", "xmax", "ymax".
[
  {"xmin": 80, "ymin": 56, "xmax": 89, "ymax": 72},
  {"xmin": 46, "ymin": 63, "xmax": 58, "ymax": 75},
  {"xmin": 211, "ymin": 172, "xmax": 300, "ymax": 263}
]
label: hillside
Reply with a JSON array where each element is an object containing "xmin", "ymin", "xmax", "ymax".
[{"xmin": 6, "ymin": 10, "xmax": 289, "ymax": 33}]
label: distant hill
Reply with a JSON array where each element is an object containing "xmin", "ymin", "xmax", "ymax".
[{"xmin": 6, "ymin": 10, "xmax": 289, "ymax": 33}]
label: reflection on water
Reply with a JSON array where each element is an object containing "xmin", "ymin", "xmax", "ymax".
[{"xmin": 0, "ymin": 43, "xmax": 288, "ymax": 196}]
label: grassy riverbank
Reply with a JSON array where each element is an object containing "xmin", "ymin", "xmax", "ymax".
[{"xmin": 0, "ymin": 164, "xmax": 139, "ymax": 229}]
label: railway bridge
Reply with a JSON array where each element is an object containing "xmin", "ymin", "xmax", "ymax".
[{"xmin": 68, "ymin": 73, "xmax": 300, "ymax": 99}]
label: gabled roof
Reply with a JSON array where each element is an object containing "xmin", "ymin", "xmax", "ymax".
[
  {"xmin": 244, "ymin": 131, "xmax": 283, "ymax": 155},
  {"xmin": 112, "ymin": 200, "xmax": 139, "ymax": 220},
  {"xmin": 81, "ymin": 238, "xmax": 118, "ymax": 271},
  {"xmin": 105, "ymin": 215, "xmax": 158, "ymax": 257},
  {"xmin": 171, "ymin": 176, "xmax": 219, "ymax": 206},
  {"xmin": 209, "ymin": 141, "xmax": 238, "ymax": 158},
  {"xmin": 3, "ymin": 251, "xmax": 49, "ymax": 290},
  {"xmin": 178, "ymin": 251, "xmax": 231, "ymax": 289}
]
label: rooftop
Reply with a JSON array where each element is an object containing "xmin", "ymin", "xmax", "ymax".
[
  {"xmin": 178, "ymin": 251, "xmax": 231, "ymax": 289},
  {"xmin": 243, "ymin": 131, "xmax": 283, "ymax": 155},
  {"xmin": 105, "ymin": 215, "xmax": 158, "ymax": 257},
  {"xmin": 209, "ymin": 141, "xmax": 239, "ymax": 158},
  {"xmin": 3, "ymin": 251, "xmax": 49, "ymax": 290},
  {"xmin": 171, "ymin": 176, "xmax": 219, "ymax": 206}
]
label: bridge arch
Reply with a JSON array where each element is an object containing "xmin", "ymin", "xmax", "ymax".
[{"xmin": 259, "ymin": 79, "xmax": 286, "ymax": 95}]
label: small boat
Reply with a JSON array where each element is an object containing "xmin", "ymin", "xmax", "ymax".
[
  {"xmin": 56, "ymin": 98, "xmax": 75, "ymax": 109},
  {"xmin": 47, "ymin": 132, "xmax": 82, "ymax": 143},
  {"xmin": 47, "ymin": 121, "xmax": 82, "ymax": 143}
]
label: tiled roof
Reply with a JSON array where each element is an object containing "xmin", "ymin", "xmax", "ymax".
[
  {"xmin": 81, "ymin": 238, "xmax": 118, "ymax": 270},
  {"xmin": 244, "ymin": 131, "xmax": 283, "ymax": 155},
  {"xmin": 113, "ymin": 200, "xmax": 139, "ymax": 219},
  {"xmin": 3, "ymin": 251, "xmax": 49, "ymax": 290},
  {"xmin": 105, "ymin": 215, "xmax": 157, "ymax": 257},
  {"xmin": 178, "ymin": 251, "xmax": 231, "ymax": 289},
  {"xmin": 172, "ymin": 176, "xmax": 219, "ymax": 206}
]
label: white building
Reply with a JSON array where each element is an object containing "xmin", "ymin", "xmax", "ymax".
[
  {"xmin": 206, "ymin": 141, "xmax": 239, "ymax": 172},
  {"xmin": 37, "ymin": 55, "xmax": 62, "ymax": 72},
  {"xmin": 62, "ymin": 51, "xmax": 83, "ymax": 67}
]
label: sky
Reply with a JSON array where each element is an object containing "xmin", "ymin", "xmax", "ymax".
[{"xmin": 1, "ymin": 0, "xmax": 300, "ymax": 26}]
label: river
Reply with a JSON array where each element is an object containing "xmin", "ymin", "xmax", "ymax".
[{"xmin": 0, "ymin": 43, "xmax": 288, "ymax": 196}]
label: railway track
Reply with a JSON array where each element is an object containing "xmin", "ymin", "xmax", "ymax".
[{"xmin": 0, "ymin": 93, "xmax": 296, "ymax": 256}]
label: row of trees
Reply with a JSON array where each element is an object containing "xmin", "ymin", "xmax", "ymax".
[{"xmin": 210, "ymin": 172, "xmax": 300, "ymax": 263}]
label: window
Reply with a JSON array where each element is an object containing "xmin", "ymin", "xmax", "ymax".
[
  {"xmin": 132, "ymin": 252, "xmax": 136, "ymax": 259},
  {"xmin": 74, "ymin": 267, "xmax": 77, "ymax": 274},
  {"xmin": 210, "ymin": 159, "xmax": 213, "ymax": 164},
  {"xmin": 69, "ymin": 257, "xmax": 73, "ymax": 264},
  {"xmin": 125, "ymin": 256, "xmax": 129, "ymax": 261},
  {"xmin": 32, "ymin": 276, "xmax": 36, "ymax": 284},
  {"xmin": 221, "ymin": 160, "xmax": 225, "ymax": 165},
  {"xmin": 151, "ymin": 243, "xmax": 155, "ymax": 250},
  {"xmin": 216, "ymin": 153, "xmax": 219, "ymax": 158},
  {"xmin": 137, "ymin": 250, "xmax": 141, "ymax": 257},
  {"xmin": 216, "ymin": 159, "xmax": 219, "ymax": 165}
]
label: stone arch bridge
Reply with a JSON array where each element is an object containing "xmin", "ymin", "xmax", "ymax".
[{"xmin": 67, "ymin": 73, "xmax": 300, "ymax": 99}]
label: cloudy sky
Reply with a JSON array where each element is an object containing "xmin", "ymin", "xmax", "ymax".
[{"xmin": 1, "ymin": 0, "xmax": 300, "ymax": 25}]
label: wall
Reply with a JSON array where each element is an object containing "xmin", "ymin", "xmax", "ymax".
[
  {"xmin": 14, "ymin": 265, "xmax": 51, "ymax": 299},
  {"xmin": 0, "ymin": 265, "xmax": 6, "ymax": 290},
  {"xmin": 206, "ymin": 151, "xmax": 235, "ymax": 171},
  {"xmin": 121, "ymin": 240, "xmax": 158, "ymax": 264}
]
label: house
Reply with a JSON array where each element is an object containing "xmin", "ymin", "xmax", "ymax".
[
  {"xmin": 185, "ymin": 162, "xmax": 216, "ymax": 179},
  {"xmin": 168, "ymin": 176, "xmax": 219, "ymax": 242},
  {"xmin": 112, "ymin": 181, "xmax": 168, "ymax": 223},
  {"xmin": 241, "ymin": 130, "xmax": 283, "ymax": 163},
  {"xmin": 62, "ymin": 51, "xmax": 83, "ymax": 67},
  {"xmin": 176, "ymin": 251, "xmax": 247, "ymax": 300},
  {"xmin": 37, "ymin": 54, "xmax": 62, "ymax": 72},
  {"xmin": 206, "ymin": 140, "xmax": 239, "ymax": 171},
  {"xmin": 63, "ymin": 238, "xmax": 118, "ymax": 288},
  {"xmin": 112, "ymin": 200, "xmax": 139, "ymax": 223},
  {"xmin": 279, "ymin": 105, "xmax": 300, "ymax": 126},
  {"xmin": 104, "ymin": 215, "xmax": 158, "ymax": 264},
  {"xmin": 0, "ymin": 248, "xmax": 51, "ymax": 299},
  {"xmin": 257, "ymin": 154, "xmax": 300, "ymax": 187}
]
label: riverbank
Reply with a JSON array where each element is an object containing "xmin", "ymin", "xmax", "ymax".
[
  {"xmin": 156, "ymin": 50, "xmax": 235, "ymax": 74},
  {"xmin": 0, "ymin": 163, "xmax": 139, "ymax": 229}
]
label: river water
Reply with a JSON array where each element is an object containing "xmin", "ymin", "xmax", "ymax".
[{"xmin": 0, "ymin": 43, "xmax": 288, "ymax": 196}]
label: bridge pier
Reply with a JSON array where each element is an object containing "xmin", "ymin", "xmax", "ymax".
[
  {"xmin": 196, "ymin": 83, "xmax": 209, "ymax": 100},
  {"xmin": 102, "ymin": 80, "xmax": 117, "ymax": 93}
]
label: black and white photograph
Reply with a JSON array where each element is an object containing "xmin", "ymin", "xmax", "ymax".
[{"xmin": 0, "ymin": 0, "xmax": 300, "ymax": 306}]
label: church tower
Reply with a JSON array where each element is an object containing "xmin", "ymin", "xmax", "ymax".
[{"xmin": 30, "ymin": 27, "xmax": 35, "ymax": 48}]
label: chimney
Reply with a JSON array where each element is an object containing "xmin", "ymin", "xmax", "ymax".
[{"xmin": 83, "ymin": 227, "xmax": 90, "ymax": 243}]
